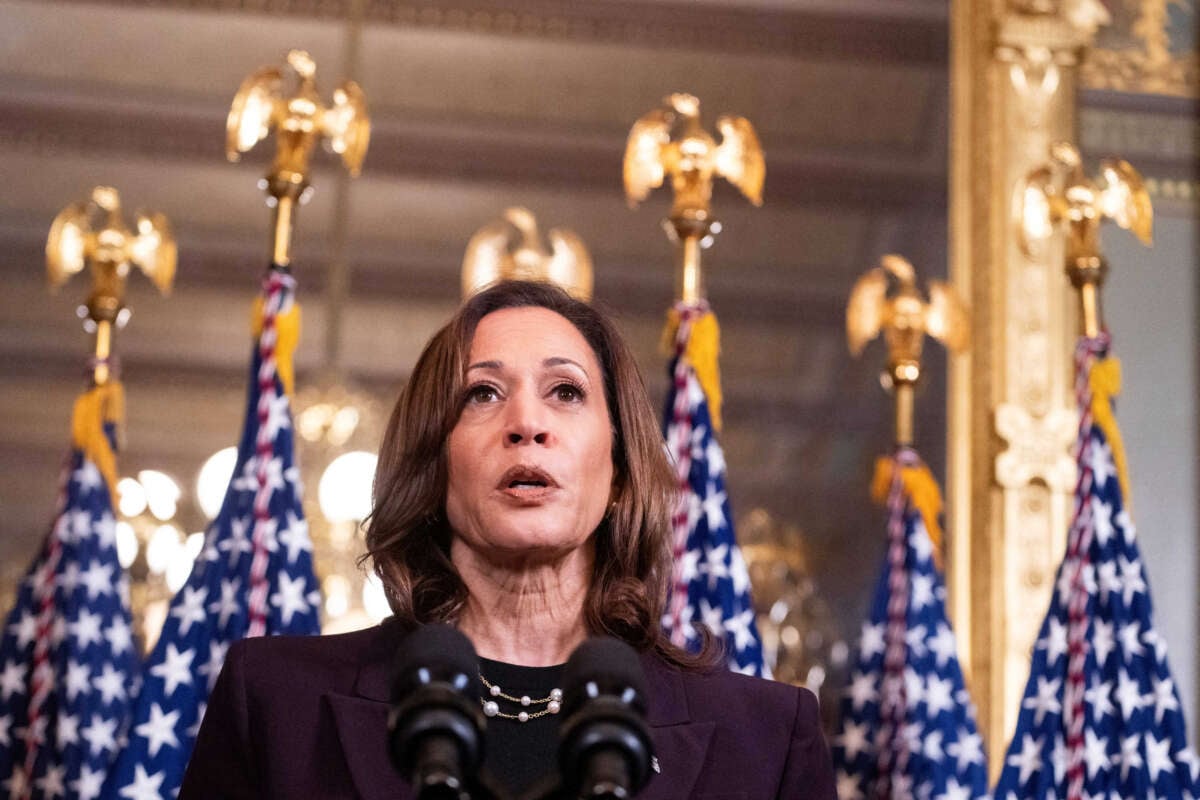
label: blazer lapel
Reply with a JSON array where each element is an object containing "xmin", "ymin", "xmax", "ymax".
[
  {"xmin": 327, "ymin": 694, "xmax": 411, "ymax": 800},
  {"xmin": 638, "ymin": 654, "xmax": 714, "ymax": 800},
  {"xmin": 327, "ymin": 620, "xmax": 411, "ymax": 800}
]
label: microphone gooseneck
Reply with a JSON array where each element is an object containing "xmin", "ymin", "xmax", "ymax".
[
  {"xmin": 557, "ymin": 638, "xmax": 654, "ymax": 800},
  {"xmin": 388, "ymin": 624, "xmax": 487, "ymax": 800}
]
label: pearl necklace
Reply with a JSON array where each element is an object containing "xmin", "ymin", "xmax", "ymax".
[{"xmin": 479, "ymin": 674, "xmax": 563, "ymax": 723}]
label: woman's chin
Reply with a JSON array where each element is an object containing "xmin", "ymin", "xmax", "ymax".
[{"xmin": 457, "ymin": 526, "xmax": 593, "ymax": 569}]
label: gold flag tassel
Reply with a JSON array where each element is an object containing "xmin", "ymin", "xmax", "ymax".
[
  {"xmin": 1088, "ymin": 356, "xmax": 1132, "ymax": 509},
  {"xmin": 661, "ymin": 306, "xmax": 724, "ymax": 432},
  {"xmin": 70, "ymin": 381, "xmax": 125, "ymax": 504},
  {"xmin": 871, "ymin": 455, "xmax": 946, "ymax": 571},
  {"xmin": 251, "ymin": 292, "xmax": 302, "ymax": 399}
]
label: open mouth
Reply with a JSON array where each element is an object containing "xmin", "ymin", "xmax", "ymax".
[{"xmin": 497, "ymin": 465, "xmax": 558, "ymax": 492}]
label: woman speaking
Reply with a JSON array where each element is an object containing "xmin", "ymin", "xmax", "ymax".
[{"xmin": 181, "ymin": 280, "xmax": 836, "ymax": 799}]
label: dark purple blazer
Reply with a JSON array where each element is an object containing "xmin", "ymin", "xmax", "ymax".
[{"xmin": 180, "ymin": 621, "xmax": 837, "ymax": 800}]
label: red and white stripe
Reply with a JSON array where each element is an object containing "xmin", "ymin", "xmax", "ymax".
[
  {"xmin": 247, "ymin": 269, "xmax": 292, "ymax": 638},
  {"xmin": 18, "ymin": 459, "xmax": 72, "ymax": 799},
  {"xmin": 665, "ymin": 303, "xmax": 705, "ymax": 646},
  {"xmin": 872, "ymin": 447, "xmax": 916, "ymax": 800},
  {"xmin": 1062, "ymin": 333, "xmax": 1108, "ymax": 800}
]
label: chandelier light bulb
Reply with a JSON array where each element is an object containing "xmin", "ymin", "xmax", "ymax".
[
  {"xmin": 318, "ymin": 451, "xmax": 377, "ymax": 522},
  {"xmin": 115, "ymin": 521, "xmax": 139, "ymax": 569},
  {"xmin": 361, "ymin": 573, "xmax": 390, "ymax": 622},
  {"xmin": 146, "ymin": 524, "xmax": 182, "ymax": 575},
  {"xmin": 138, "ymin": 469, "xmax": 181, "ymax": 521},
  {"xmin": 197, "ymin": 446, "xmax": 238, "ymax": 519},
  {"xmin": 117, "ymin": 477, "xmax": 147, "ymax": 518}
]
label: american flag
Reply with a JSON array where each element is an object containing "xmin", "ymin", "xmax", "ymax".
[
  {"xmin": 0, "ymin": 383, "xmax": 140, "ymax": 800},
  {"xmin": 660, "ymin": 302, "xmax": 767, "ymax": 677},
  {"xmin": 832, "ymin": 448, "xmax": 989, "ymax": 800},
  {"xmin": 994, "ymin": 333, "xmax": 1199, "ymax": 800},
  {"xmin": 102, "ymin": 267, "xmax": 322, "ymax": 800}
]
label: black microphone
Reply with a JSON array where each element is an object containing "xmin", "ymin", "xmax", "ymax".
[
  {"xmin": 557, "ymin": 638, "xmax": 655, "ymax": 800},
  {"xmin": 388, "ymin": 624, "xmax": 487, "ymax": 800}
]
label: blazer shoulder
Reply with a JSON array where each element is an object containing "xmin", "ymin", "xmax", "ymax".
[
  {"xmin": 227, "ymin": 624, "xmax": 387, "ymax": 693},
  {"xmin": 677, "ymin": 666, "xmax": 822, "ymax": 737}
]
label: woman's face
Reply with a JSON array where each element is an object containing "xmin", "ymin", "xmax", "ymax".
[{"xmin": 445, "ymin": 306, "xmax": 615, "ymax": 561}]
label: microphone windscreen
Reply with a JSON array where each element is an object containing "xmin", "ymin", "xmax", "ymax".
[
  {"xmin": 390, "ymin": 623, "xmax": 481, "ymax": 703},
  {"xmin": 562, "ymin": 637, "xmax": 647, "ymax": 714}
]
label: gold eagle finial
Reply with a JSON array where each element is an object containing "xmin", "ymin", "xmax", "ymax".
[
  {"xmin": 847, "ymin": 255, "xmax": 970, "ymax": 362},
  {"xmin": 227, "ymin": 49, "xmax": 370, "ymax": 181},
  {"xmin": 1015, "ymin": 140, "xmax": 1153, "ymax": 335},
  {"xmin": 847, "ymin": 255, "xmax": 969, "ymax": 446},
  {"xmin": 623, "ymin": 92, "xmax": 764, "ymax": 218},
  {"xmin": 46, "ymin": 187, "xmax": 175, "ymax": 384},
  {"xmin": 462, "ymin": 207, "xmax": 594, "ymax": 301},
  {"xmin": 47, "ymin": 186, "xmax": 176, "ymax": 311},
  {"xmin": 1015, "ymin": 140, "xmax": 1152, "ymax": 261}
]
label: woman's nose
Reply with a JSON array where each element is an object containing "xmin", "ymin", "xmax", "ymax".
[{"xmin": 504, "ymin": 392, "xmax": 550, "ymax": 445}]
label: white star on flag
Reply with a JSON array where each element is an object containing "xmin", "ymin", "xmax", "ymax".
[
  {"xmin": 134, "ymin": 703, "xmax": 182, "ymax": 757},
  {"xmin": 150, "ymin": 643, "xmax": 195, "ymax": 697}
]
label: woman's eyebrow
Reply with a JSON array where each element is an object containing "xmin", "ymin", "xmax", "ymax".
[
  {"xmin": 543, "ymin": 357, "xmax": 586, "ymax": 372},
  {"xmin": 465, "ymin": 360, "xmax": 503, "ymax": 373}
]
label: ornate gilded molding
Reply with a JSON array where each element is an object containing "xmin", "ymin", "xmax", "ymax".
[
  {"xmin": 1081, "ymin": 0, "xmax": 1198, "ymax": 97},
  {"xmin": 950, "ymin": 0, "xmax": 1105, "ymax": 777},
  {"xmin": 994, "ymin": 404, "xmax": 1077, "ymax": 490}
]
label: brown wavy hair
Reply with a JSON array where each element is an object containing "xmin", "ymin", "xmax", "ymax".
[{"xmin": 364, "ymin": 280, "xmax": 715, "ymax": 668}]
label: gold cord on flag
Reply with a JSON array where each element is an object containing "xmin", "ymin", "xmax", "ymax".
[
  {"xmin": 661, "ymin": 307, "xmax": 724, "ymax": 431},
  {"xmin": 70, "ymin": 381, "xmax": 125, "ymax": 503},
  {"xmin": 870, "ymin": 456, "xmax": 945, "ymax": 570},
  {"xmin": 251, "ymin": 296, "xmax": 302, "ymax": 398},
  {"xmin": 1088, "ymin": 356, "xmax": 1132, "ymax": 508}
]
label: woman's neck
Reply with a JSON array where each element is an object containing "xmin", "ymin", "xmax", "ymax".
[{"xmin": 451, "ymin": 540, "xmax": 591, "ymax": 666}]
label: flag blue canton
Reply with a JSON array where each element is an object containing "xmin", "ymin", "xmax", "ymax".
[
  {"xmin": 660, "ymin": 340, "xmax": 766, "ymax": 677},
  {"xmin": 994, "ymin": 336, "xmax": 1199, "ymax": 800},
  {"xmin": 832, "ymin": 451, "xmax": 988, "ymax": 800},
  {"xmin": 102, "ymin": 269, "xmax": 321, "ymax": 800},
  {"xmin": 0, "ymin": 421, "xmax": 140, "ymax": 800}
]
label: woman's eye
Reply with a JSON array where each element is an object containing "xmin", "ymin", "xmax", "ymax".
[
  {"xmin": 553, "ymin": 383, "xmax": 584, "ymax": 402},
  {"xmin": 465, "ymin": 384, "xmax": 499, "ymax": 404}
]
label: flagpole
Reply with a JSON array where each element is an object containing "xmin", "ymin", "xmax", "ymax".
[
  {"xmin": 836, "ymin": 256, "xmax": 986, "ymax": 800},
  {"xmin": 623, "ymin": 94, "xmax": 770, "ymax": 675},
  {"xmin": 105, "ymin": 51, "xmax": 369, "ymax": 799},
  {"xmin": 0, "ymin": 186, "xmax": 171, "ymax": 798},
  {"xmin": 225, "ymin": 48, "xmax": 370, "ymax": 635},
  {"xmin": 671, "ymin": 213, "xmax": 710, "ymax": 306}
]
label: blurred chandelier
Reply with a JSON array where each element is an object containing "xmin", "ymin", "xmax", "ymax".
[
  {"xmin": 736, "ymin": 508, "xmax": 845, "ymax": 706},
  {"xmin": 291, "ymin": 379, "xmax": 389, "ymax": 633}
]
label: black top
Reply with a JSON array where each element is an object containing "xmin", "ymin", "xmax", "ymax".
[{"xmin": 478, "ymin": 657, "xmax": 566, "ymax": 799}]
